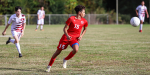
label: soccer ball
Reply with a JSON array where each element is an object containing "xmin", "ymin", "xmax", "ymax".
[{"xmin": 130, "ymin": 17, "xmax": 140, "ymax": 27}]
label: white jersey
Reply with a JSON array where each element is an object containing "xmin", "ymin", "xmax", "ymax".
[
  {"xmin": 37, "ymin": 9, "xmax": 45, "ymax": 19},
  {"xmin": 136, "ymin": 5, "xmax": 147, "ymax": 17},
  {"xmin": 8, "ymin": 14, "xmax": 26, "ymax": 32}
]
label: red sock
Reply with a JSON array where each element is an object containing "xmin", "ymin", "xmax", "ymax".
[
  {"xmin": 48, "ymin": 57, "xmax": 56, "ymax": 66},
  {"xmin": 65, "ymin": 51, "xmax": 75, "ymax": 60}
]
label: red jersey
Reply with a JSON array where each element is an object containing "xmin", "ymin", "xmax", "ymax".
[
  {"xmin": 57, "ymin": 16, "xmax": 88, "ymax": 50},
  {"xmin": 65, "ymin": 16, "xmax": 88, "ymax": 39}
]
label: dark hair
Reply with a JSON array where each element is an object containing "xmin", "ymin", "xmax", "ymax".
[
  {"xmin": 15, "ymin": 6, "xmax": 22, "ymax": 11},
  {"xmin": 74, "ymin": 5, "xmax": 85, "ymax": 14}
]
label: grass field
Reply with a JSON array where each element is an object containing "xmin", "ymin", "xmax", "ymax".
[{"xmin": 0, "ymin": 24, "xmax": 150, "ymax": 75}]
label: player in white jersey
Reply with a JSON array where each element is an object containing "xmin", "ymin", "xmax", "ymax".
[
  {"xmin": 2, "ymin": 6, "xmax": 26, "ymax": 58},
  {"xmin": 35, "ymin": 6, "xmax": 45, "ymax": 31},
  {"xmin": 136, "ymin": 1, "xmax": 149, "ymax": 32}
]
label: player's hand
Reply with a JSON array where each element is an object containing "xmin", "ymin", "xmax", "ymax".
[
  {"xmin": 2, "ymin": 31, "xmax": 6, "ymax": 36},
  {"xmin": 67, "ymin": 36, "xmax": 71, "ymax": 40},
  {"xmin": 21, "ymin": 32, "xmax": 24, "ymax": 37},
  {"xmin": 136, "ymin": 13, "xmax": 138, "ymax": 16},
  {"xmin": 147, "ymin": 15, "xmax": 149, "ymax": 18},
  {"xmin": 78, "ymin": 36, "xmax": 82, "ymax": 41}
]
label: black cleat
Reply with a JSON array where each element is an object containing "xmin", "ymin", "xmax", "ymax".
[
  {"xmin": 6, "ymin": 37, "xmax": 11, "ymax": 45},
  {"xmin": 19, "ymin": 53, "xmax": 22, "ymax": 58}
]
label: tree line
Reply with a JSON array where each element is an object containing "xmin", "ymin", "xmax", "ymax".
[{"xmin": 0, "ymin": 0, "xmax": 149, "ymax": 23}]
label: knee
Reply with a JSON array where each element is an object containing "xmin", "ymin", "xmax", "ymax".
[
  {"xmin": 140, "ymin": 21, "xmax": 143, "ymax": 24},
  {"xmin": 73, "ymin": 48, "xmax": 78, "ymax": 53},
  {"xmin": 14, "ymin": 40, "xmax": 19, "ymax": 43}
]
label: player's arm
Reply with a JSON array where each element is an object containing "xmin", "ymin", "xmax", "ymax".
[
  {"xmin": 2, "ymin": 16, "xmax": 12, "ymax": 36},
  {"xmin": 37, "ymin": 10, "xmax": 40, "ymax": 20},
  {"xmin": 37, "ymin": 14, "xmax": 40, "ymax": 20},
  {"xmin": 21, "ymin": 23, "xmax": 26, "ymax": 37},
  {"xmin": 135, "ymin": 9, "xmax": 138, "ymax": 16},
  {"xmin": 145, "ymin": 10, "xmax": 149, "ymax": 18},
  {"xmin": 63, "ymin": 24, "xmax": 71, "ymax": 40},
  {"xmin": 43, "ymin": 11, "xmax": 45, "ymax": 19},
  {"xmin": 2, "ymin": 24, "xmax": 10, "ymax": 36},
  {"xmin": 78, "ymin": 26, "xmax": 87, "ymax": 41}
]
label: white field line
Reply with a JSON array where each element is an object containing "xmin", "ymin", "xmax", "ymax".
[
  {"xmin": 0, "ymin": 35, "xmax": 12, "ymax": 37},
  {"xmin": 83, "ymin": 39, "xmax": 150, "ymax": 44},
  {"xmin": 0, "ymin": 39, "xmax": 150, "ymax": 44}
]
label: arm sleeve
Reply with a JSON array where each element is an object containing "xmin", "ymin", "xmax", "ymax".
[
  {"xmin": 145, "ymin": 6, "xmax": 147, "ymax": 10},
  {"xmin": 23, "ymin": 16, "xmax": 26, "ymax": 23},
  {"xmin": 8, "ymin": 16, "xmax": 12, "ymax": 24},
  {"xmin": 136, "ymin": 6, "xmax": 139, "ymax": 10},
  {"xmin": 84, "ymin": 20, "xmax": 88, "ymax": 27},
  {"xmin": 37, "ymin": 10, "xmax": 39, "ymax": 14},
  {"xmin": 66, "ymin": 17, "xmax": 71, "ymax": 26}
]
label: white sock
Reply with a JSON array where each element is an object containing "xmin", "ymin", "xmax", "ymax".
[
  {"xmin": 139, "ymin": 24, "xmax": 143, "ymax": 30},
  {"xmin": 41, "ymin": 25, "xmax": 43, "ymax": 30},
  {"xmin": 10, "ymin": 39, "xmax": 15, "ymax": 43},
  {"xmin": 36, "ymin": 25, "xmax": 39, "ymax": 29},
  {"xmin": 15, "ymin": 43, "xmax": 21, "ymax": 54}
]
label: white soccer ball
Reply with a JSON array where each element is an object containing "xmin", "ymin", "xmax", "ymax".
[{"xmin": 130, "ymin": 17, "xmax": 140, "ymax": 27}]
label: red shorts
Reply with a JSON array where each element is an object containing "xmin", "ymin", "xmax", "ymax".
[{"xmin": 57, "ymin": 34, "xmax": 79, "ymax": 50}]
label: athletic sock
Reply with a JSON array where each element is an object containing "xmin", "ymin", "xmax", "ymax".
[
  {"xmin": 65, "ymin": 51, "xmax": 75, "ymax": 60},
  {"xmin": 139, "ymin": 24, "xmax": 143, "ymax": 30},
  {"xmin": 10, "ymin": 39, "xmax": 15, "ymax": 43},
  {"xmin": 41, "ymin": 25, "xmax": 43, "ymax": 30},
  {"xmin": 15, "ymin": 43, "xmax": 21, "ymax": 54},
  {"xmin": 48, "ymin": 57, "xmax": 56, "ymax": 66},
  {"xmin": 36, "ymin": 25, "xmax": 39, "ymax": 29}
]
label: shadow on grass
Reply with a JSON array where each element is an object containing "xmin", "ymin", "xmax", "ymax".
[
  {"xmin": 0, "ymin": 67, "xmax": 46, "ymax": 72},
  {"xmin": 0, "ymin": 68, "xmax": 32, "ymax": 71}
]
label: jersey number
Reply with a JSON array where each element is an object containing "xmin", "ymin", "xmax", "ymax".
[
  {"xmin": 74, "ymin": 24, "xmax": 79, "ymax": 29},
  {"xmin": 59, "ymin": 44, "xmax": 65, "ymax": 49}
]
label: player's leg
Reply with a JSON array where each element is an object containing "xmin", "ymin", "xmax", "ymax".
[
  {"xmin": 139, "ymin": 20, "xmax": 143, "ymax": 32},
  {"xmin": 40, "ymin": 19, "xmax": 44, "ymax": 31},
  {"xmin": 6, "ymin": 37, "xmax": 11, "ymax": 44},
  {"xmin": 13, "ymin": 34, "xmax": 22, "ymax": 57},
  {"xmin": 35, "ymin": 20, "xmax": 40, "ymax": 31},
  {"xmin": 63, "ymin": 42, "xmax": 79, "ymax": 68},
  {"xmin": 6, "ymin": 31, "xmax": 16, "ymax": 44},
  {"xmin": 139, "ymin": 16, "xmax": 144, "ymax": 32},
  {"xmin": 40, "ymin": 24, "xmax": 43, "ymax": 31},
  {"xmin": 46, "ymin": 50, "xmax": 62, "ymax": 72},
  {"xmin": 46, "ymin": 40, "xmax": 69, "ymax": 72}
]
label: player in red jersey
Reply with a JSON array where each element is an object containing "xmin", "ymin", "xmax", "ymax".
[{"xmin": 46, "ymin": 5, "xmax": 88, "ymax": 72}]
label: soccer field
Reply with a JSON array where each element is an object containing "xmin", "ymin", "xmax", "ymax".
[{"xmin": 0, "ymin": 24, "xmax": 150, "ymax": 75}]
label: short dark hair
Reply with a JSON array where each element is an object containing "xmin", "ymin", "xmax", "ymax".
[
  {"xmin": 15, "ymin": 6, "xmax": 22, "ymax": 11},
  {"xmin": 74, "ymin": 5, "xmax": 85, "ymax": 14}
]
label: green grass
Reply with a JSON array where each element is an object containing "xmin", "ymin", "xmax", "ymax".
[{"xmin": 0, "ymin": 24, "xmax": 150, "ymax": 75}]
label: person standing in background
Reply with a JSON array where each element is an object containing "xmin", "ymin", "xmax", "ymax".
[
  {"xmin": 35, "ymin": 6, "xmax": 45, "ymax": 31},
  {"xmin": 136, "ymin": 1, "xmax": 149, "ymax": 32}
]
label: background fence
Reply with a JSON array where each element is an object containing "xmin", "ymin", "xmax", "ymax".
[{"xmin": 0, "ymin": 14, "xmax": 110, "ymax": 25}]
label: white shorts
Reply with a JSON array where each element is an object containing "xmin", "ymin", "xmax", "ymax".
[
  {"xmin": 11, "ymin": 31, "xmax": 22, "ymax": 40},
  {"xmin": 37, "ymin": 19, "xmax": 44, "ymax": 25},
  {"xmin": 139, "ymin": 15, "xmax": 145, "ymax": 22}
]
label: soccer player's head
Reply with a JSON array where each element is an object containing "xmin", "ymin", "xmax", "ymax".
[
  {"xmin": 15, "ymin": 6, "xmax": 22, "ymax": 15},
  {"xmin": 41, "ymin": 6, "xmax": 44, "ymax": 10},
  {"xmin": 141, "ymin": 1, "xmax": 145, "ymax": 6},
  {"xmin": 75, "ymin": 5, "xmax": 85, "ymax": 18}
]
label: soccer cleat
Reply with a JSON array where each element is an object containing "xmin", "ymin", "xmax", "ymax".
[
  {"xmin": 63, "ymin": 58, "xmax": 67, "ymax": 68},
  {"xmin": 139, "ymin": 30, "xmax": 142, "ymax": 32},
  {"xmin": 19, "ymin": 53, "xmax": 22, "ymax": 58},
  {"xmin": 6, "ymin": 37, "xmax": 11, "ymax": 45},
  {"xmin": 40, "ymin": 29, "xmax": 44, "ymax": 31},
  {"xmin": 46, "ymin": 66, "xmax": 51, "ymax": 72},
  {"xmin": 35, "ymin": 29, "xmax": 37, "ymax": 31}
]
